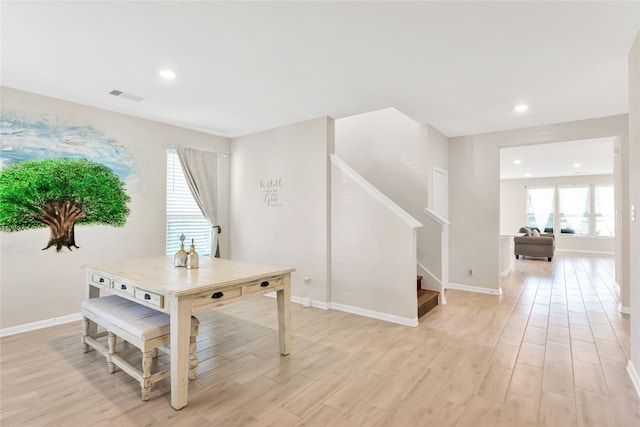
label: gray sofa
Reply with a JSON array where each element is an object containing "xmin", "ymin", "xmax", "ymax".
[{"xmin": 514, "ymin": 227, "xmax": 555, "ymax": 262}]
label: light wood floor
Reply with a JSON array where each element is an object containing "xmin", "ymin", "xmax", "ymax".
[{"xmin": 2, "ymin": 254, "xmax": 639, "ymax": 426}]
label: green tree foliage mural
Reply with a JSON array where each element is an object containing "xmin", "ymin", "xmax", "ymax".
[{"xmin": 0, "ymin": 158, "xmax": 131, "ymax": 251}]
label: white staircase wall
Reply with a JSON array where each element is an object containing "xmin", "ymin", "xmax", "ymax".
[
  {"xmin": 331, "ymin": 155, "xmax": 421, "ymax": 325},
  {"xmin": 335, "ymin": 108, "xmax": 448, "ymax": 292}
]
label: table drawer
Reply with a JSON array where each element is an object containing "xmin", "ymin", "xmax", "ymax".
[
  {"xmin": 134, "ymin": 289, "xmax": 164, "ymax": 308},
  {"xmin": 192, "ymin": 286, "xmax": 242, "ymax": 309},
  {"xmin": 246, "ymin": 277, "xmax": 283, "ymax": 295},
  {"xmin": 90, "ymin": 273, "xmax": 111, "ymax": 289},
  {"xmin": 111, "ymin": 280, "xmax": 134, "ymax": 296}
]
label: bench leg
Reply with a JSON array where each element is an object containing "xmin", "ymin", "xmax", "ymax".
[
  {"xmin": 189, "ymin": 325, "xmax": 199, "ymax": 381},
  {"xmin": 82, "ymin": 317, "xmax": 90, "ymax": 353},
  {"xmin": 142, "ymin": 351, "xmax": 152, "ymax": 401},
  {"xmin": 107, "ymin": 332, "xmax": 117, "ymax": 374}
]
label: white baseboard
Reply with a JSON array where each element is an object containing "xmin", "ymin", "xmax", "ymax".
[
  {"xmin": 0, "ymin": 312, "xmax": 83, "ymax": 338},
  {"xmin": 263, "ymin": 292, "xmax": 330, "ymax": 310},
  {"xmin": 329, "ymin": 302, "xmax": 418, "ymax": 327},
  {"xmin": 619, "ymin": 303, "xmax": 631, "ymax": 314},
  {"xmin": 446, "ymin": 282, "xmax": 503, "ymax": 296},
  {"xmin": 5, "ymin": 293, "xmax": 417, "ymax": 338},
  {"xmin": 627, "ymin": 360, "xmax": 640, "ymax": 399},
  {"xmin": 290, "ymin": 295, "xmax": 329, "ymax": 310},
  {"xmin": 271, "ymin": 292, "xmax": 418, "ymax": 327},
  {"xmin": 555, "ymin": 249, "xmax": 615, "ymax": 255}
]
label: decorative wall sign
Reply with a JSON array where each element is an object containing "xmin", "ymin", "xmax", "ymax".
[
  {"xmin": 0, "ymin": 114, "xmax": 133, "ymax": 251},
  {"xmin": 260, "ymin": 177, "xmax": 283, "ymax": 208}
]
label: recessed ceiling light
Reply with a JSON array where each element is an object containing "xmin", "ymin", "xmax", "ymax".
[
  {"xmin": 514, "ymin": 159, "xmax": 522, "ymax": 165},
  {"xmin": 514, "ymin": 105, "xmax": 529, "ymax": 112},
  {"xmin": 160, "ymin": 69, "xmax": 176, "ymax": 79},
  {"xmin": 574, "ymin": 162, "xmax": 581, "ymax": 168}
]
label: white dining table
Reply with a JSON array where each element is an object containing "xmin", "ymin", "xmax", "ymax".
[{"xmin": 84, "ymin": 255, "xmax": 294, "ymax": 410}]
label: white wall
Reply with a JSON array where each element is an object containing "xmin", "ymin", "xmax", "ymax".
[
  {"xmin": 229, "ymin": 117, "xmax": 333, "ymax": 304},
  {"xmin": 331, "ymin": 157, "xmax": 419, "ymax": 324},
  {"xmin": 335, "ymin": 108, "xmax": 440, "ymax": 275},
  {"xmin": 500, "ymin": 175, "xmax": 615, "ymax": 254},
  {"xmin": 449, "ymin": 115, "xmax": 628, "ymax": 293},
  {"xmin": 335, "ymin": 108, "xmax": 429, "ymax": 213},
  {"xmin": 449, "ymin": 137, "xmax": 501, "ymax": 290},
  {"xmin": 627, "ymin": 31, "xmax": 640, "ymax": 396},
  {"xmin": 0, "ymin": 87, "xmax": 230, "ymax": 330},
  {"xmin": 426, "ymin": 125, "xmax": 449, "ymax": 211}
]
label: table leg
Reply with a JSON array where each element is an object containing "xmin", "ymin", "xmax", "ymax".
[
  {"xmin": 169, "ymin": 296, "xmax": 192, "ymax": 410},
  {"xmin": 277, "ymin": 273, "xmax": 291, "ymax": 356},
  {"xmin": 86, "ymin": 283, "xmax": 100, "ymax": 336}
]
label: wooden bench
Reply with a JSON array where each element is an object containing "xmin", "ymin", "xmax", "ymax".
[{"xmin": 81, "ymin": 295, "xmax": 199, "ymax": 401}]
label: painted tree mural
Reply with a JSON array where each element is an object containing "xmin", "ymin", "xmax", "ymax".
[{"xmin": 0, "ymin": 158, "xmax": 131, "ymax": 251}]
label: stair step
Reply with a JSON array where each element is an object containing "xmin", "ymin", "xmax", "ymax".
[{"xmin": 417, "ymin": 289, "xmax": 438, "ymax": 318}]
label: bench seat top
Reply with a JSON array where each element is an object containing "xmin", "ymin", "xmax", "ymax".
[{"xmin": 81, "ymin": 295, "xmax": 198, "ymax": 341}]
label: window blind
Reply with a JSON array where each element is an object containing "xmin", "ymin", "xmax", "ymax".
[{"xmin": 166, "ymin": 149, "xmax": 212, "ymax": 255}]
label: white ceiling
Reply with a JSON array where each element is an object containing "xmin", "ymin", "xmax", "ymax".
[
  {"xmin": 500, "ymin": 137, "xmax": 615, "ymax": 180},
  {"xmin": 1, "ymin": 1, "xmax": 639, "ymax": 139}
]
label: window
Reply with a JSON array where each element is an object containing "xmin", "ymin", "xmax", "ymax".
[
  {"xmin": 527, "ymin": 183, "xmax": 614, "ymax": 238},
  {"xmin": 594, "ymin": 185, "xmax": 614, "ymax": 237},
  {"xmin": 527, "ymin": 187, "xmax": 554, "ymax": 232},
  {"xmin": 559, "ymin": 186, "xmax": 590, "ymax": 236},
  {"xmin": 166, "ymin": 149, "xmax": 211, "ymax": 255}
]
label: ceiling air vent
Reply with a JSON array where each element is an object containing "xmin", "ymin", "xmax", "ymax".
[{"xmin": 109, "ymin": 89, "xmax": 144, "ymax": 102}]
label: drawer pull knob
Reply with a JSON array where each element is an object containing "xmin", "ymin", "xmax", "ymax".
[
  {"xmin": 144, "ymin": 293, "xmax": 151, "ymax": 300},
  {"xmin": 212, "ymin": 292, "xmax": 224, "ymax": 299},
  {"xmin": 260, "ymin": 281, "xmax": 270, "ymax": 287},
  {"xmin": 121, "ymin": 284, "xmax": 127, "ymax": 290}
]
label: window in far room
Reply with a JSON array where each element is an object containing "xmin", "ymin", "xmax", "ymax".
[
  {"xmin": 527, "ymin": 184, "xmax": 614, "ymax": 238},
  {"xmin": 166, "ymin": 149, "xmax": 212, "ymax": 255},
  {"xmin": 527, "ymin": 187, "xmax": 554, "ymax": 232},
  {"xmin": 559, "ymin": 185, "xmax": 590, "ymax": 236}
]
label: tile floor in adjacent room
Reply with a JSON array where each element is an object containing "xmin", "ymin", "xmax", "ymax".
[{"xmin": 1, "ymin": 254, "xmax": 639, "ymax": 426}]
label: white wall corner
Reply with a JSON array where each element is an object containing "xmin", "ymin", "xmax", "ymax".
[
  {"xmin": 627, "ymin": 360, "xmax": 640, "ymax": 399},
  {"xmin": 0, "ymin": 312, "xmax": 83, "ymax": 338},
  {"xmin": 446, "ymin": 282, "xmax": 503, "ymax": 296}
]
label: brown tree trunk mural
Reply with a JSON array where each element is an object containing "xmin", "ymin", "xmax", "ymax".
[{"xmin": 32, "ymin": 199, "xmax": 86, "ymax": 251}]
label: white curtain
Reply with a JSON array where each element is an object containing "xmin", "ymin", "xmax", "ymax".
[
  {"xmin": 529, "ymin": 188, "xmax": 554, "ymax": 231},
  {"xmin": 176, "ymin": 147, "xmax": 220, "ymax": 257}
]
